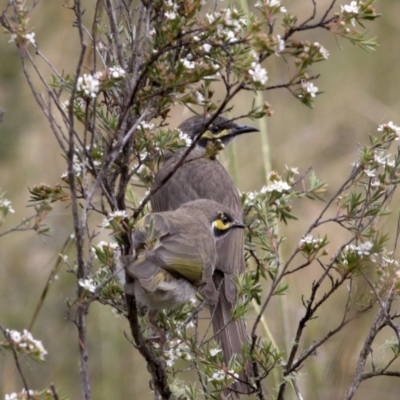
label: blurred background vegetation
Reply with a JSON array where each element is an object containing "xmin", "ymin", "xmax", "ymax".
[{"xmin": 1, "ymin": 0, "xmax": 400, "ymax": 398}]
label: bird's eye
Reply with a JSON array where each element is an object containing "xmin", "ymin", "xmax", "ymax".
[
  {"xmin": 211, "ymin": 125, "xmax": 220, "ymax": 134},
  {"xmin": 220, "ymin": 214, "xmax": 229, "ymax": 225}
]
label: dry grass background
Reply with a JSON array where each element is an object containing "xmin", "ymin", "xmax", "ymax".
[{"xmin": 1, "ymin": 0, "xmax": 400, "ymax": 399}]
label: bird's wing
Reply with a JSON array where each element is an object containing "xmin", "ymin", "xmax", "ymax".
[
  {"xmin": 132, "ymin": 213, "xmax": 177, "ymax": 248},
  {"xmin": 147, "ymin": 233, "xmax": 214, "ymax": 285},
  {"xmin": 126, "ymin": 256, "xmax": 178, "ymax": 293},
  {"xmin": 132, "ymin": 211, "xmax": 214, "ymax": 286}
]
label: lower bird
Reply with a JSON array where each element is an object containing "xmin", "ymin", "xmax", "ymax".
[{"xmin": 125, "ymin": 199, "xmax": 245, "ymax": 333}]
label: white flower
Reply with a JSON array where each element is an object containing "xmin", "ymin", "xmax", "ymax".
[
  {"xmin": 79, "ymin": 278, "xmax": 97, "ymax": 293},
  {"xmin": 249, "ymin": 62, "xmax": 268, "ymax": 85},
  {"xmin": 301, "ymin": 81, "xmax": 318, "ymax": 98},
  {"xmin": 182, "ymin": 351, "xmax": 192, "ymax": 360},
  {"xmin": 371, "ymin": 179, "xmax": 381, "ymax": 187},
  {"xmin": 300, "ymin": 235, "xmax": 314, "ymax": 245},
  {"xmin": 100, "ymin": 218, "xmax": 110, "ymax": 229},
  {"xmin": 108, "ymin": 66, "xmax": 126, "ymax": 79},
  {"xmin": 206, "ymin": 12, "xmax": 217, "ymax": 24},
  {"xmin": 72, "ymin": 154, "xmax": 83, "ymax": 175},
  {"xmin": 6, "ymin": 329, "xmax": 47, "ymax": 361},
  {"xmin": 209, "ymin": 370, "xmax": 225, "ymax": 381},
  {"xmin": 203, "ymin": 43, "xmax": 212, "ymax": 52},
  {"xmin": 165, "ymin": 11, "xmax": 176, "ymax": 20},
  {"xmin": 356, "ymin": 241, "xmax": 373, "ymax": 256},
  {"xmin": 377, "ymin": 121, "xmax": 400, "ymax": 139},
  {"xmin": 178, "ymin": 130, "xmax": 192, "ymax": 146},
  {"xmin": 10, "ymin": 32, "xmax": 36, "ymax": 46},
  {"xmin": 61, "ymin": 98, "xmax": 84, "ymax": 111},
  {"xmin": 9, "ymin": 330, "xmax": 22, "ymax": 343},
  {"xmin": 166, "ymin": 359, "xmax": 175, "ymax": 367},
  {"xmin": 109, "ymin": 210, "xmax": 129, "ymax": 219},
  {"xmin": 299, "ymin": 234, "xmax": 325, "ymax": 249},
  {"xmin": 61, "ymin": 99, "xmax": 70, "ymax": 110},
  {"xmin": 260, "ymin": 180, "xmax": 291, "ymax": 193},
  {"xmin": 314, "ymin": 42, "xmax": 329, "ymax": 59},
  {"xmin": 93, "ymin": 241, "xmax": 118, "ymax": 256},
  {"xmin": 341, "ymin": 1, "xmax": 359, "ymax": 14},
  {"xmin": 210, "ymin": 348, "xmax": 222, "ymax": 356},
  {"xmin": 77, "ymin": 74, "xmax": 100, "ymax": 98},
  {"xmin": 0, "ymin": 198, "xmax": 15, "ymax": 214},
  {"xmin": 373, "ymin": 152, "xmax": 388, "ymax": 165},
  {"xmin": 181, "ymin": 58, "xmax": 195, "ymax": 69},
  {"xmin": 186, "ymin": 320, "xmax": 195, "ymax": 329},
  {"xmin": 137, "ymin": 121, "xmax": 155, "ymax": 130},
  {"xmin": 255, "ymin": 0, "xmax": 283, "ymax": 9},
  {"xmin": 285, "ymin": 165, "xmax": 299, "ymax": 174},
  {"xmin": 164, "ymin": 345, "xmax": 178, "ymax": 367},
  {"xmin": 275, "ymin": 35, "xmax": 285, "ymax": 54},
  {"xmin": 383, "ymin": 254, "xmax": 399, "ymax": 267},
  {"xmin": 364, "ymin": 168, "xmax": 376, "ymax": 177},
  {"xmin": 25, "ymin": 32, "xmax": 36, "ymax": 45},
  {"xmin": 225, "ymin": 30, "xmax": 236, "ymax": 43},
  {"xmin": 166, "ymin": 0, "xmax": 178, "ymax": 9},
  {"xmin": 246, "ymin": 191, "xmax": 256, "ymax": 201},
  {"xmin": 207, "ymin": 368, "xmax": 238, "ymax": 382},
  {"xmin": 228, "ymin": 369, "xmax": 239, "ymax": 380},
  {"xmin": 32, "ymin": 339, "xmax": 47, "ymax": 361},
  {"xmin": 112, "ymin": 308, "xmax": 123, "ymax": 318},
  {"xmin": 222, "ymin": 8, "xmax": 246, "ymax": 33},
  {"xmin": 195, "ymin": 91, "xmax": 205, "ymax": 105},
  {"xmin": 280, "ymin": 6, "xmax": 287, "ymax": 12},
  {"xmin": 251, "ymin": 50, "xmax": 259, "ymax": 61}
]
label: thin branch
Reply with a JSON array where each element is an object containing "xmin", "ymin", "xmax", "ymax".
[
  {"xmin": 344, "ymin": 304, "xmax": 389, "ymax": 400},
  {"xmin": 0, "ymin": 326, "xmax": 33, "ymax": 400}
]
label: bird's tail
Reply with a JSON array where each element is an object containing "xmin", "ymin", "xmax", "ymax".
[{"xmin": 209, "ymin": 272, "xmax": 253, "ymax": 397}]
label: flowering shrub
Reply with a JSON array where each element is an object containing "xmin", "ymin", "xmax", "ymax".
[{"xmin": 2, "ymin": 1, "xmax": 397, "ymax": 400}]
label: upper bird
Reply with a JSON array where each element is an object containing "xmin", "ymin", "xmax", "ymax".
[
  {"xmin": 151, "ymin": 114, "xmax": 259, "ymax": 395},
  {"xmin": 126, "ymin": 199, "xmax": 245, "ymax": 323}
]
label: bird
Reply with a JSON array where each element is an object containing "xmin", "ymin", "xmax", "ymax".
[
  {"xmin": 125, "ymin": 199, "xmax": 245, "ymax": 335},
  {"xmin": 151, "ymin": 114, "xmax": 259, "ymax": 395}
]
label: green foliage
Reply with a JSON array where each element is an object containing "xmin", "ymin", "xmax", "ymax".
[{"xmin": 4, "ymin": 0, "xmax": 400, "ymax": 399}]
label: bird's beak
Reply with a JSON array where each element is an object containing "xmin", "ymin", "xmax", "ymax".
[
  {"xmin": 232, "ymin": 220, "xmax": 246, "ymax": 229},
  {"xmin": 229, "ymin": 124, "xmax": 259, "ymax": 138},
  {"xmin": 236, "ymin": 124, "xmax": 260, "ymax": 134}
]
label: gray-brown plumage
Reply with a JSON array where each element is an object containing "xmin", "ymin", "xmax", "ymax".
[
  {"xmin": 151, "ymin": 115, "xmax": 259, "ymax": 395},
  {"xmin": 126, "ymin": 199, "xmax": 245, "ymax": 323}
]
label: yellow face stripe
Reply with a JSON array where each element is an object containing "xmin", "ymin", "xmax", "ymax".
[
  {"xmin": 212, "ymin": 218, "xmax": 230, "ymax": 231},
  {"xmin": 201, "ymin": 129, "xmax": 229, "ymax": 140}
]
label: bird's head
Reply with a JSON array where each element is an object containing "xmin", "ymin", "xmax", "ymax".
[
  {"xmin": 211, "ymin": 211, "xmax": 245, "ymax": 239},
  {"xmin": 178, "ymin": 115, "xmax": 259, "ymax": 147},
  {"xmin": 179, "ymin": 199, "xmax": 246, "ymax": 240}
]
